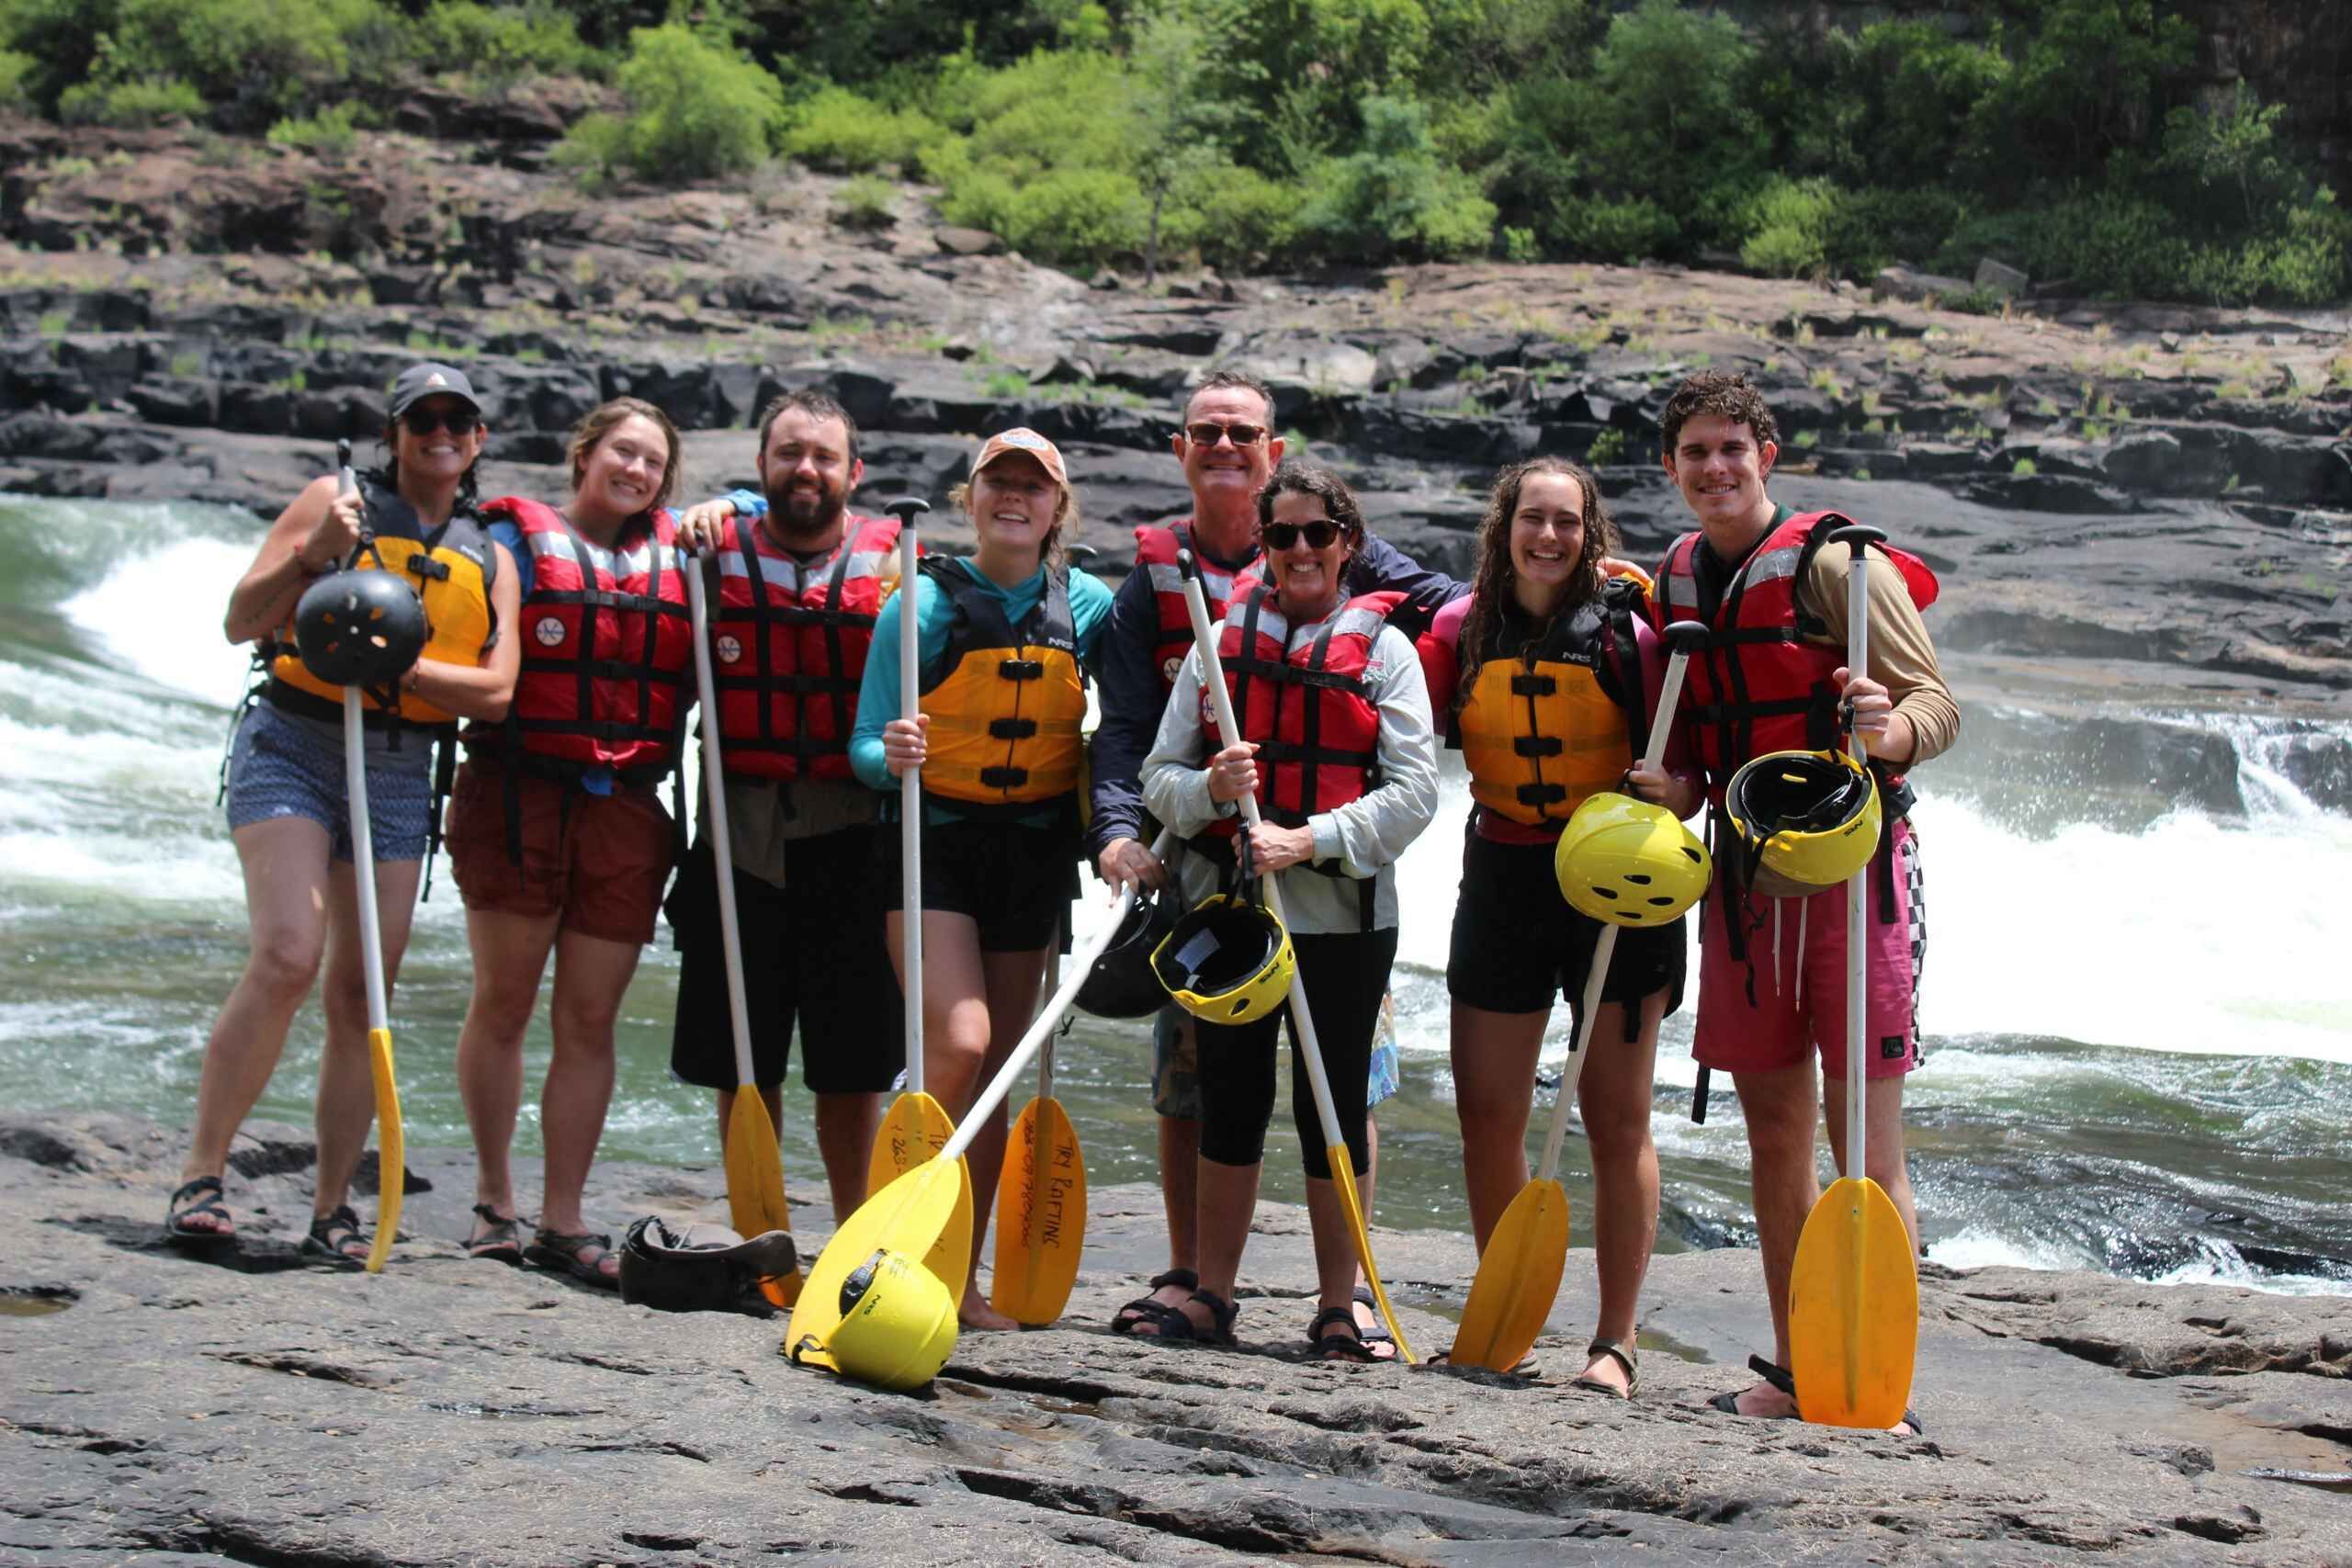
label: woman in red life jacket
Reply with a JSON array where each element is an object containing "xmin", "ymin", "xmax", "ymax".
[
  {"xmin": 1417, "ymin": 458, "xmax": 1704, "ymax": 1392},
  {"xmin": 1137, "ymin": 461, "xmax": 1440, "ymax": 1359},
  {"xmin": 173, "ymin": 364, "xmax": 520, "ymax": 1263},
  {"xmin": 444, "ymin": 398, "xmax": 693, "ymax": 1289}
]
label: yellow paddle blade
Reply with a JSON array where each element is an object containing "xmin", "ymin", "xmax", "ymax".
[
  {"xmin": 1790, "ymin": 1176, "xmax": 1919, "ymax": 1429},
  {"xmin": 364, "ymin": 1027, "xmax": 401, "ymax": 1275},
  {"xmin": 724, "ymin": 1091, "xmax": 800, "ymax": 1310},
  {"xmin": 1329, "ymin": 1151, "xmax": 1415, "ymax": 1364},
  {"xmin": 989, "ymin": 1096, "xmax": 1087, "ymax": 1326},
  {"xmin": 785, "ymin": 1154, "xmax": 966, "ymax": 1371},
  {"xmin": 1449, "ymin": 1178, "xmax": 1568, "ymax": 1372},
  {"xmin": 867, "ymin": 1090, "xmax": 957, "ymax": 1199}
]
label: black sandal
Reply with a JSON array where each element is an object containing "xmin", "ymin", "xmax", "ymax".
[
  {"xmin": 1351, "ymin": 1283, "xmax": 1394, "ymax": 1349},
  {"xmin": 1110, "ymin": 1268, "xmax": 1198, "ymax": 1336},
  {"xmin": 164, "ymin": 1175, "xmax": 236, "ymax": 1247},
  {"xmin": 1127, "ymin": 1286, "xmax": 1238, "ymax": 1348},
  {"xmin": 1307, "ymin": 1304, "xmax": 1394, "ymax": 1362},
  {"xmin": 301, "ymin": 1204, "xmax": 372, "ymax": 1270},
  {"xmin": 1571, "ymin": 1337, "xmax": 1640, "ymax": 1399},
  {"xmin": 1707, "ymin": 1355, "xmax": 1924, "ymax": 1435},
  {"xmin": 525, "ymin": 1228, "xmax": 620, "ymax": 1292},
  {"xmin": 466, "ymin": 1203, "xmax": 526, "ymax": 1265}
]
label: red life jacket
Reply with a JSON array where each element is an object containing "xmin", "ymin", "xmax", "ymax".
[
  {"xmin": 475, "ymin": 495, "xmax": 692, "ymax": 782},
  {"xmin": 709, "ymin": 512, "xmax": 900, "ymax": 782},
  {"xmin": 1134, "ymin": 522, "xmax": 1263, "ymax": 694},
  {"xmin": 1657, "ymin": 510, "xmax": 1939, "ymax": 801},
  {"xmin": 1197, "ymin": 585, "xmax": 1407, "ymax": 838}
]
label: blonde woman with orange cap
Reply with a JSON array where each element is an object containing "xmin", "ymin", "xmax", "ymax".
[{"xmin": 852, "ymin": 428, "xmax": 1114, "ymax": 1329}]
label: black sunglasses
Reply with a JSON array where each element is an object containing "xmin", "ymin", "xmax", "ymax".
[
  {"xmin": 1261, "ymin": 520, "xmax": 1347, "ymax": 551},
  {"xmin": 1185, "ymin": 422, "xmax": 1268, "ymax": 448},
  {"xmin": 403, "ymin": 407, "xmax": 481, "ymax": 436}
]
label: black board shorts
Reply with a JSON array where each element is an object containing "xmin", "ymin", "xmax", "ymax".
[
  {"xmin": 873, "ymin": 816, "xmax": 1080, "ymax": 953},
  {"xmin": 667, "ymin": 824, "xmax": 904, "ymax": 1094},
  {"xmin": 1446, "ymin": 829, "xmax": 1686, "ymax": 1021}
]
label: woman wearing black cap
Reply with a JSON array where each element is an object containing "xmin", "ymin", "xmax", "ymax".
[{"xmin": 169, "ymin": 364, "xmax": 520, "ymax": 1264}]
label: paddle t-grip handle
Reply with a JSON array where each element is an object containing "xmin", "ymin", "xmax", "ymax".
[
  {"xmin": 887, "ymin": 497, "xmax": 929, "ymax": 1092},
  {"xmin": 1826, "ymin": 522, "xmax": 1883, "ymax": 1182}
]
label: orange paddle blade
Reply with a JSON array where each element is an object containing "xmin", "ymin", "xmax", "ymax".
[
  {"xmin": 1790, "ymin": 1176, "xmax": 1918, "ymax": 1428},
  {"xmin": 1449, "ymin": 1177, "xmax": 1568, "ymax": 1372},
  {"xmin": 724, "ymin": 1089, "xmax": 800, "ymax": 1308},
  {"xmin": 989, "ymin": 1096, "xmax": 1087, "ymax": 1326},
  {"xmin": 364, "ymin": 1026, "xmax": 401, "ymax": 1274},
  {"xmin": 1329, "ymin": 1153, "xmax": 1415, "ymax": 1364},
  {"xmin": 786, "ymin": 1155, "xmax": 967, "ymax": 1371}
]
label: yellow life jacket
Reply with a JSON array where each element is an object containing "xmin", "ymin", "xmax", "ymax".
[
  {"xmin": 1454, "ymin": 579, "xmax": 1645, "ymax": 827},
  {"xmin": 269, "ymin": 475, "xmax": 497, "ymax": 728},
  {"xmin": 918, "ymin": 557, "xmax": 1086, "ymax": 813}
]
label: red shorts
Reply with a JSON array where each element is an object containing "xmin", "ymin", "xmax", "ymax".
[
  {"xmin": 445, "ymin": 761, "xmax": 676, "ymax": 946},
  {"xmin": 1692, "ymin": 819, "xmax": 1922, "ymax": 1080}
]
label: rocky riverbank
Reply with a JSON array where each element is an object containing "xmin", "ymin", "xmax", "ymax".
[
  {"xmin": 3, "ymin": 112, "xmax": 2349, "ymax": 713},
  {"xmin": 3, "ymin": 1111, "xmax": 2348, "ymax": 1566}
]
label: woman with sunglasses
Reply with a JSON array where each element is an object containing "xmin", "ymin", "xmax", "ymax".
[
  {"xmin": 443, "ymin": 397, "xmax": 694, "ymax": 1289},
  {"xmin": 175, "ymin": 364, "xmax": 519, "ymax": 1263},
  {"xmin": 1415, "ymin": 457, "xmax": 1703, "ymax": 1393},
  {"xmin": 1137, "ymin": 459, "xmax": 1439, "ymax": 1359},
  {"xmin": 854, "ymin": 428, "xmax": 1115, "ymax": 1330}
]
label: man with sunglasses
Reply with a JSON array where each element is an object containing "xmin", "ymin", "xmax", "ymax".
[{"xmin": 1089, "ymin": 368, "xmax": 1461, "ymax": 1341}]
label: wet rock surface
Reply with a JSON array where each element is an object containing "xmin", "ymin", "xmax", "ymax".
[
  {"xmin": 4, "ymin": 1112, "xmax": 2348, "ymax": 1566},
  {"xmin": 2, "ymin": 114, "xmax": 2348, "ymax": 712}
]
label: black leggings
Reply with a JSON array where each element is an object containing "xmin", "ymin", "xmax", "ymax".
[{"xmin": 1194, "ymin": 928, "xmax": 1397, "ymax": 1180}]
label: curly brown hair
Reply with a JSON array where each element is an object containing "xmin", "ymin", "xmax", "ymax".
[
  {"xmin": 566, "ymin": 397, "xmax": 683, "ymax": 519},
  {"xmin": 1452, "ymin": 457, "xmax": 1619, "ymax": 716},
  {"xmin": 1659, "ymin": 370, "xmax": 1780, "ymax": 457}
]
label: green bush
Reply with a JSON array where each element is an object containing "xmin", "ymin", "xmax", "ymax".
[
  {"xmin": 1819, "ymin": 186, "xmax": 1969, "ymax": 279},
  {"xmin": 833, "ymin": 173, "xmax": 898, "ymax": 229},
  {"xmin": 1736, "ymin": 177, "xmax": 1838, "ymax": 276},
  {"xmin": 58, "ymin": 75, "xmax": 206, "ymax": 127},
  {"xmin": 998, "ymin": 166, "xmax": 1149, "ymax": 264},
  {"xmin": 415, "ymin": 1, "xmax": 600, "ymax": 81},
  {"xmin": 1293, "ymin": 95, "xmax": 1494, "ymax": 263},
  {"xmin": 266, "ymin": 101, "xmax": 362, "ymax": 156},
  {"xmin": 1545, "ymin": 197, "xmax": 1679, "ymax": 264},
  {"xmin": 782, "ymin": 86, "xmax": 939, "ymax": 172},
  {"xmin": 0, "ymin": 48, "xmax": 29, "ymax": 101},
  {"xmin": 1159, "ymin": 161, "xmax": 1302, "ymax": 272},
  {"xmin": 555, "ymin": 24, "xmax": 783, "ymax": 183},
  {"xmin": 91, "ymin": 0, "xmax": 386, "ymax": 128}
]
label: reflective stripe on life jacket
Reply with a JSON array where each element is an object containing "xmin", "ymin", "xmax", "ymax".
[
  {"xmin": 709, "ymin": 513, "xmax": 899, "ymax": 782},
  {"xmin": 471, "ymin": 495, "xmax": 692, "ymax": 780},
  {"xmin": 1658, "ymin": 510, "xmax": 1938, "ymax": 799},
  {"xmin": 266, "ymin": 473, "xmax": 498, "ymax": 728},
  {"xmin": 919, "ymin": 557, "xmax": 1088, "ymax": 813},
  {"xmin": 1134, "ymin": 522, "xmax": 1263, "ymax": 694},
  {"xmin": 1197, "ymin": 585, "xmax": 1407, "ymax": 838},
  {"xmin": 1452, "ymin": 578, "xmax": 1645, "ymax": 827}
]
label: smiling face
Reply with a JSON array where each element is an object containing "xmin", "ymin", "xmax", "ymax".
[
  {"xmin": 1664, "ymin": 412, "xmax": 1778, "ymax": 550},
  {"xmin": 390, "ymin": 396, "xmax": 485, "ymax": 488},
  {"xmin": 1175, "ymin": 385, "xmax": 1284, "ymax": 521},
  {"xmin": 1508, "ymin": 470, "xmax": 1588, "ymax": 614},
  {"xmin": 572, "ymin": 413, "xmax": 673, "ymax": 526},
  {"xmin": 1263, "ymin": 490, "xmax": 1355, "ymax": 620},
  {"xmin": 967, "ymin": 450, "xmax": 1061, "ymax": 558},
  {"xmin": 757, "ymin": 407, "xmax": 863, "ymax": 542}
]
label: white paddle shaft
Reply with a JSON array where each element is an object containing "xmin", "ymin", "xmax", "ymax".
[
  {"xmin": 683, "ymin": 559, "xmax": 759, "ymax": 1090},
  {"xmin": 336, "ymin": 462, "xmax": 390, "ymax": 1041},
  {"xmin": 939, "ymin": 829, "xmax": 1172, "ymax": 1164},
  {"xmin": 1844, "ymin": 549, "xmax": 1871, "ymax": 1180},
  {"xmin": 1038, "ymin": 928, "xmax": 1061, "ymax": 1100},
  {"xmin": 1176, "ymin": 570, "xmax": 1354, "ymax": 1161},
  {"xmin": 898, "ymin": 519, "xmax": 923, "ymax": 1096},
  {"xmin": 1532, "ymin": 640, "xmax": 1698, "ymax": 1184}
]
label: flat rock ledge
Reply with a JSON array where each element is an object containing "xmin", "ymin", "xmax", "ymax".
[{"xmin": 4, "ymin": 1111, "xmax": 2347, "ymax": 1566}]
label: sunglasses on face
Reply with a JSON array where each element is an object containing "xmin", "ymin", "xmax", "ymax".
[
  {"xmin": 403, "ymin": 407, "xmax": 480, "ymax": 437},
  {"xmin": 1261, "ymin": 520, "xmax": 1346, "ymax": 551},
  {"xmin": 1185, "ymin": 422, "xmax": 1268, "ymax": 448}
]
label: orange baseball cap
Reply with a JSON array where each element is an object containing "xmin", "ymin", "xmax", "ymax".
[{"xmin": 972, "ymin": 427, "xmax": 1069, "ymax": 490}]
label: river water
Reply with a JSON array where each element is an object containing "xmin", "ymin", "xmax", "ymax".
[{"xmin": 4, "ymin": 493, "xmax": 2346, "ymax": 1294}]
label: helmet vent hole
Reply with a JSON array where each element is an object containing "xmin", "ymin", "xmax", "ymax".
[
  {"xmin": 1590, "ymin": 886, "xmax": 1618, "ymax": 901},
  {"xmin": 1679, "ymin": 847, "xmax": 1702, "ymax": 863},
  {"xmin": 1625, "ymin": 873, "xmax": 1652, "ymax": 886}
]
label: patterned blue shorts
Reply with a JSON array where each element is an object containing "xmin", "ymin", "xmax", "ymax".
[{"xmin": 222, "ymin": 698, "xmax": 433, "ymax": 863}]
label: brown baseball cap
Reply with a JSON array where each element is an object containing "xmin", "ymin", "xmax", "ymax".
[{"xmin": 971, "ymin": 427, "xmax": 1069, "ymax": 490}]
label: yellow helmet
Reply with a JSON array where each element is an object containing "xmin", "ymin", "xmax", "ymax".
[
  {"xmin": 820, "ymin": 1250, "xmax": 958, "ymax": 1392},
  {"xmin": 1555, "ymin": 792, "xmax": 1712, "ymax": 927},
  {"xmin": 1151, "ymin": 887, "xmax": 1295, "ymax": 1025},
  {"xmin": 1723, "ymin": 749, "xmax": 1882, "ymax": 897}
]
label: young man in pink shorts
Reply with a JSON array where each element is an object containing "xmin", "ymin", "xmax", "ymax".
[{"xmin": 1653, "ymin": 372, "xmax": 1960, "ymax": 1434}]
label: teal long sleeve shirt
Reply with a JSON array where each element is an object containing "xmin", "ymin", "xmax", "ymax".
[{"xmin": 851, "ymin": 556, "xmax": 1115, "ymax": 813}]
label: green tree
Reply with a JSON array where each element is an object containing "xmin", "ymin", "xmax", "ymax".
[
  {"xmin": 1295, "ymin": 94, "xmax": 1496, "ymax": 262},
  {"xmin": 1124, "ymin": 0, "xmax": 1257, "ymax": 281},
  {"xmin": 557, "ymin": 22, "xmax": 784, "ymax": 182}
]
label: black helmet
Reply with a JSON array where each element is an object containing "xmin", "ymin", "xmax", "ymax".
[
  {"xmin": 617, "ymin": 1215, "xmax": 800, "ymax": 1317},
  {"xmin": 1074, "ymin": 887, "xmax": 1176, "ymax": 1019},
  {"xmin": 294, "ymin": 569, "xmax": 426, "ymax": 688}
]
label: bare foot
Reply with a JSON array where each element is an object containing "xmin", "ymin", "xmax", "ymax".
[{"xmin": 959, "ymin": 1286, "xmax": 1019, "ymax": 1332}]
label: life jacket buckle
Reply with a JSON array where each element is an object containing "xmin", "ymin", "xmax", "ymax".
[
  {"xmin": 988, "ymin": 717, "xmax": 1038, "ymax": 739},
  {"xmin": 1510, "ymin": 672, "xmax": 1556, "ymax": 696},
  {"xmin": 1517, "ymin": 782, "xmax": 1568, "ymax": 806},
  {"xmin": 997, "ymin": 658, "xmax": 1044, "ymax": 681},
  {"xmin": 978, "ymin": 765, "xmax": 1030, "ymax": 789},
  {"xmin": 1511, "ymin": 735, "xmax": 1564, "ymax": 758}
]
